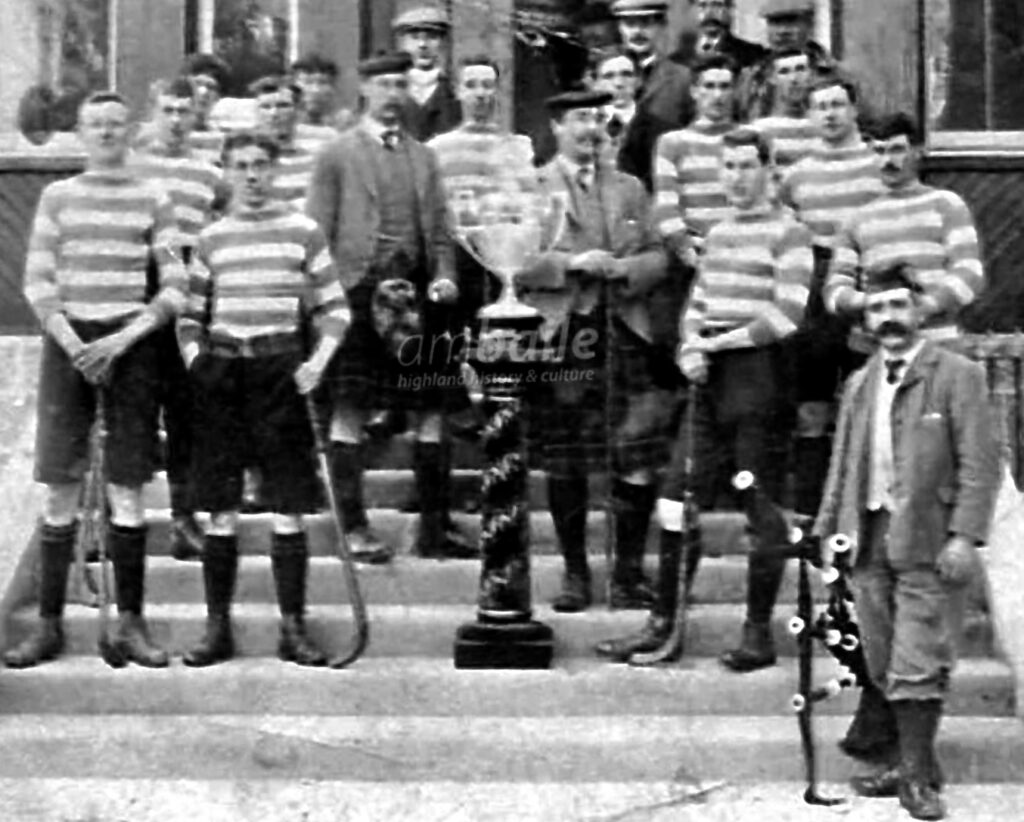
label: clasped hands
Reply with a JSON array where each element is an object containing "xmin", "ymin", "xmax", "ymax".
[
  {"xmin": 72, "ymin": 330, "xmax": 134, "ymax": 386},
  {"xmin": 567, "ymin": 249, "xmax": 628, "ymax": 282}
]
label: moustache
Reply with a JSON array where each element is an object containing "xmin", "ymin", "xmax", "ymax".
[
  {"xmin": 882, "ymin": 164, "xmax": 901, "ymax": 173},
  {"xmin": 876, "ymin": 321, "xmax": 909, "ymax": 336}
]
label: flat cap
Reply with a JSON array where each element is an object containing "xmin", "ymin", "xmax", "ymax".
[
  {"xmin": 392, "ymin": 5, "xmax": 451, "ymax": 32},
  {"xmin": 762, "ymin": 0, "xmax": 815, "ymax": 18},
  {"xmin": 610, "ymin": 0, "xmax": 668, "ymax": 17},
  {"xmin": 358, "ymin": 51, "xmax": 414, "ymax": 77},
  {"xmin": 545, "ymin": 88, "xmax": 614, "ymax": 112}
]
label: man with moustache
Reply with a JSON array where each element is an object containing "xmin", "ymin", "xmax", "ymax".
[
  {"xmin": 610, "ymin": 0, "xmax": 695, "ymax": 189},
  {"xmin": 814, "ymin": 263, "xmax": 999, "ymax": 820},
  {"xmin": 307, "ymin": 52, "xmax": 475, "ymax": 562},
  {"xmin": 393, "ymin": 4, "xmax": 461, "ymax": 143},
  {"xmin": 517, "ymin": 88, "xmax": 674, "ymax": 613},
  {"xmin": 751, "ymin": 48, "xmax": 820, "ymax": 170},
  {"xmin": 672, "ymin": 0, "xmax": 767, "ymax": 72}
]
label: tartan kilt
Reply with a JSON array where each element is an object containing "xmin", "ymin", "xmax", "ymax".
[
  {"xmin": 524, "ymin": 309, "xmax": 679, "ymax": 478},
  {"xmin": 328, "ymin": 269, "xmax": 471, "ymax": 414}
]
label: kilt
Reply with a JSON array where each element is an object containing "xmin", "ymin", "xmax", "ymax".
[
  {"xmin": 329, "ymin": 261, "xmax": 471, "ymax": 414},
  {"xmin": 524, "ymin": 307, "xmax": 679, "ymax": 479}
]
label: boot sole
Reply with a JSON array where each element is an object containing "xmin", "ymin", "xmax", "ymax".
[
  {"xmin": 276, "ymin": 650, "xmax": 327, "ymax": 667},
  {"xmin": 2, "ymin": 651, "xmax": 62, "ymax": 670},
  {"xmin": 182, "ymin": 648, "xmax": 235, "ymax": 667},
  {"xmin": 719, "ymin": 656, "xmax": 777, "ymax": 673}
]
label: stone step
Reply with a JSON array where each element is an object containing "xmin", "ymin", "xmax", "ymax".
[
  {"xmin": 5, "ymin": 603, "xmax": 997, "ymax": 662},
  {"xmin": 0, "ymin": 713, "xmax": 1017, "ymax": 784},
  {"xmin": 0, "ymin": 657, "xmax": 1009, "ymax": 718},
  {"xmin": 3, "ymin": 778, "xmax": 1024, "ymax": 822},
  {"xmin": 139, "ymin": 555, "xmax": 826, "ymax": 607},
  {"xmin": 142, "ymin": 509, "xmax": 752, "ymax": 557}
]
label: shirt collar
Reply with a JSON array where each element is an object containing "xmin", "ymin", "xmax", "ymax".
[
  {"xmin": 409, "ymin": 66, "xmax": 441, "ymax": 85},
  {"xmin": 882, "ymin": 340, "xmax": 926, "ymax": 377},
  {"xmin": 361, "ymin": 117, "xmax": 401, "ymax": 142},
  {"xmin": 558, "ymin": 155, "xmax": 593, "ymax": 180}
]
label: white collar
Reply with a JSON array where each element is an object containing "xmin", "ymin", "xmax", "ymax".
[
  {"xmin": 881, "ymin": 339, "xmax": 926, "ymax": 378},
  {"xmin": 361, "ymin": 117, "xmax": 401, "ymax": 141}
]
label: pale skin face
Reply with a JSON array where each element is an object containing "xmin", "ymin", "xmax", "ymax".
[
  {"xmin": 863, "ymin": 286, "xmax": 922, "ymax": 354},
  {"xmin": 225, "ymin": 143, "xmax": 276, "ymax": 210},
  {"xmin": 809, "ymin": 83, "xmax": 858, "ymax": 145},
  {"xmin": 766, "ymin": 13, "xmax": 813, "ymax": 51},
  {"xmin": 873, "ymin": 133, "xmax": 920, "ymax": 190},
  {"xmin": 294, "ymin": 71, "xmax": 335, "ymax": 121},
  {"xmin": 189, "ymin": 73, "xmax": 220, "ymax": 126},
  {"xmin": 153, "ymin": 93, "xmax": 196, "ymax": 152},
  {"xmin": 397, "ymin": 28, "xmax": 445, "ymax": 70},
  {"xmin": 692, "ymin": 0, "xmax": 733, "ymax": 35},
  {"xmin": 594, "ymin": 55, "xmax": 638, "ymax": 108},
  {"xmin": 457, "ymin": 64, "xmax": 499, "ymax": 124},
  {"xmin": 618, "ymin": 15, "xmax": 665, "ymax": 59},
  {"xmin": 255, "ymin": 87, "xmax": 299, "ymax": 145},
  {"xmin": 552, "ymin": 106, "xmax": 607, "ymax": 166},
  {"xmin": 772, "ymin": 53, "xmax": 811, "ymax": 113},
  {"xmin": 361, "ymin": 73, "xmax": 410, "ymax": 125},
  {"xmin": 721, "ymin": 143, "xmax": 770, "ymax": 210},
  {"xmin": 77, "ymin": 100, "xmax": 130, "ymax": 169},
  {"xmin": 694, "ymin": 67, "xmax": 736, "ymax": 123}
]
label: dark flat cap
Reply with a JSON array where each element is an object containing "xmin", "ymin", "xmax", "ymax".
[
  {"xmin": 545, "ymin": 88, "xmax": 614, "ymax": 112},
  {"xmin": 358, "ymin": 51, "xmax": 414, "ymax": 77}
]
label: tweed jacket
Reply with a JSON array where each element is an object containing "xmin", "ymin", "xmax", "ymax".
[
  {"xmin": 814, "ymin": 342, "xmax": 1001, "ymax": 568},
  {"xmin": 516, "ymin": 157, "xmax": 669, "ymax": 345},
  {"xmin": 305, "ymin": 124, "xmax": 455, "ymax": 292},
  {"xmin": 400, "ymin": 79, "xmax": 462, "ymax": 143}
]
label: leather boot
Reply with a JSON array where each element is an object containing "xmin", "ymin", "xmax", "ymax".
[
  {"xmin": 608, "ymin": 481, "xmax": 656, "ymax": 610},
  {"xmin": 549, "ymin": 474, "xmax": 591, "ymax": 613},
  {"xmin": 894, "ymin": 699, "xmax": 946, "ymax": 820},
  {"xmin": 683, "ymin": 531, "xmax": 703, "ymax": 604},
  {"xmin": 183, "ymin": 534, "xmax": 238, "ymax": 667},
  {"xmin": 330, "ymin": 442, "xmax": 394, "ymax": 564},
  {"xmin": 414, "ymin": 442, "xmax": 477, "ymax": 559},
  {"xmin": 720, "ymin": 619, "xmax": 776, "ymax": 672},
  {"xmin": 3, "ymin": 616, "xmax": 64, "ymax": 669},
  {"xmin": 595, "ymin": 529, "xmax": 681, "ymax": 660},
  {"xmin": 271, "ymin": 532, "xmax": 326, "ymax": 666},
  {"xmin": 109, "ymin": 524, "xmax": 169, "ymax": 667},
  {"xmin": 719, "ymin": 537, "xmax": 786, "ymax": 672},
  {"xmin": 840, "ymin": 681, "xmax": 900, "ymax": 763}
]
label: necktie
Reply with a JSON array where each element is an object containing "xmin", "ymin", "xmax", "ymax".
[
  {"xmin": 382, "ymin": 129, "xmax": 400, "ymax": 150},
  {"xmin": 885, "ymin": 358, "xmax": 906, "ymax": 385},
  {"xmin": 576, "ymin": 166, "xmax": 593, "ymax": 193}
]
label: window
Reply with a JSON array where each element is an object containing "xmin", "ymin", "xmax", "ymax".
[{"xmin": 925, "ymin": 0, "xmax": 1024, "ymax": 150}]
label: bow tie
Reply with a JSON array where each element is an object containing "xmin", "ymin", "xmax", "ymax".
[
  {"xmin": 885, "ymin": 358, "xmax": 906, "ymax": 385},
  {"xmin": 381, "ymin": 129, "xmax": 401, "ymax": 150}
]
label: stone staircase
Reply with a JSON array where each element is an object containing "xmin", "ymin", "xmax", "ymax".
[{"xmin": 0, "ymin": 337, "xmax": 1021, "ymax": 820}]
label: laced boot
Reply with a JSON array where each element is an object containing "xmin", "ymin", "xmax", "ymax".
[
  {"xmin": 719, "ymin": 538, "xmax": 786, "ymax": 672},
  {"xmin": 271, "ymin": 532, "xmax": 326, "ymax": 666},
  {"xmin": 548, "ymin": 473, "xmax": 591, "ymax": 612},
  {"xmin": 330, "ymin": 442, "xmax": 394, "ymax": 564},
  {"xmin": 840, "ymin": 681, "xmax": 899, "ymax": 764},
  {"xmin": 109, "ymin": 523, "xmax": 168, "ymax": 667},
  {"xmin": 3, "ymin": 522, "xmax": 75, "ymax": 668},
  {"xmin": 183, "ymin": 535, "xmax": 238, "ymax": 667},
  {"xmin": 414, "ymin": 442, "xmax": 478, "ymax": 559},
  {"xmin": 895, "ymin": 699, "xmax": 946, "ymax": 820}
]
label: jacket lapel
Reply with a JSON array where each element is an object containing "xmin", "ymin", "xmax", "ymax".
[
  {"xmin": 895, "ymin": 341, "xmax": 938, "ymax": 396},
  {"xmin": 354, "ymin": 128, "xmax": 379, "ymax": 203},
  {"xmin": 596, "ymin": 164, "xmax": 621, "ymax": 249},
  {"xmin": 409, "ymin": 141, "xmax": 430, "ymax": 222}
]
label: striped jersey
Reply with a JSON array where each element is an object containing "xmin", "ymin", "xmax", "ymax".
[
  {"xmin": 778, "ymin": 140, "xmax": 884, "ymax": 247},
  {"xmin": 828, "ymin": 183, "xmax": 984, "ymax": 335},
  {"xmin": 24, "ymin": 170, "xmax": 187, "ymax": 326},
  {"xmin": 130, "ymin": 146, "xmax": 224, "ymax": 246},
  {"xmin": 652, "ymin": 120, "xmax": 733, "ymax": 245},
  {"xmin": 271, "ymin": 145, "xmax": 317, "ymax": 211},
  {"xmin": 680, "ymin": 206, "xmax": 814, "ymax": 351},
  {"xmin": 179, "ymin": 202, "xmax": 349, "ymax": 355},
  {"xmin": 751, "ymin": 115, "xmax": 820, "ymax": 170},
  {"xmin": 426, "ymin": 125, "xmax": 536, "ymax": 229},
  {"xmin": 187, "ymin": 127, "xmax": 226, "ymax": 167}
]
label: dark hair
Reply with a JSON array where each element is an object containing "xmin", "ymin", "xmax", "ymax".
[
  {"xmin": 82, "ymin": 90, "xmax": 128, "ymax": 108},
  {"xmin": 222, "ymin": 131, "xmax": 281, "ymax": 165},
  {"xmin": 692, "ymin": 53, "xmax": 740, "ymax": 82},
  {"xmin": 722, "ymin": 126, "xmax": 771, "ymax": 164},
  {"xmin": 17, "ymin": 85, "xmax": 56, "ymax": 137},
  {"xmin": 182, "ymin": 53, "xmax": 229, "ymax": 90},
  {"xmin": 770, "ymin": 46, "xmax": 813, "ymax": 63},
  {"xmin": 291, "ymin": 53, "xmax": 339, "ymax": 78},
  {"xmin": 459, "ymin": 55, "xmax": 501, "ymax": 79},
  {"xmin": 868, "ymin": 111, "xmax": 923, "ymax": 147},
  {"xmin": 248, "ymin": 75, "xmax": 303, "ymax": 102},
  {"xmin": 164, "ymin": 76, "xmax": 198, "ymax": 100},
  {"xmin": 809, "ymin": 73, "xmax": 859, "ymax": 105},
  {"xmin": 866, "ymin": 262, "xmax": 923, "ymax": 295}
]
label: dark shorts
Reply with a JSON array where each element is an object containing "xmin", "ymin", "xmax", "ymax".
[
  {"xmin": 34, "ymin": 319, "xmax": 161, "ymax": 487},
  {"xmin": 525, "ymin": 309, "xmax": 679, "ymax": 479},
  {"xmin": 662, "ymin": 345, "xmax": 792, "ymax": 507},
  {"xmin": 155, "ymin": 322, "xmax": 194, "ymax": 509},
  {"xmin": 190, "ymin": 351, "xmax": 320, "ymax": 514}
]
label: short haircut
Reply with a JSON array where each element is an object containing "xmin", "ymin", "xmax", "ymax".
[
  {"xmin": 588, "ymin": 47, "xmax": 634, "ymax": 74},
  {"xmin": 291, "ymin": 53, "xmax": 339, "ymax": 78},
  {"xmin": 459, "ymin": 55, "xmax": 501, "ymax": 79},
  {"xmin": 222, "ymin": 131, "xmax": 280, "ymax": 165},
  {"xmin": 182, "ymin": 53, "xmax": 229, "ymax": 89},
  {"xmin": 771, "ymin": 46, "xmax": 813, "ymax": 64},
  {"xmin": 722, "ymin": 126, "xmax": 771, "ymax": 165},
  {"xmin": 866, "ymin": 262, "xmax": 923, "ymax": 295},
  {"xmin": 809, "ymin": 73, "xmax": 859, "ymax": 106},
  {"xmin": 692, "ymin": 53, "xmax": 740, "ymax": 82},
  {"xmin": 164, "ymin": 76, "xmax": 198, "ymax": 100},
  {"xmin": 869, "ymin": 111, "xmax": 924, "ymax": 147},
  {"xmin": 82, "ymin": 90, "xmax": 128, "ymax": 108},
  {"xmin": 249, "ymin": 75, "xmax": 303, "ymax": 102}
]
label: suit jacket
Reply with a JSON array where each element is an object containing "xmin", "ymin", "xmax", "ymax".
[
  {"xmin": 516, "ymin": 158, "xmax": 669, "ymax": 345},
  {"xmin": 400, "ymin": 79, "xmax": 462, "ymax": 144},
  {"xmin": 620, "ymin": 58, "xmax": 695, "ymax": 190},
  {"xmin": 672, "ymin": 30, "xmax": 769, "ymax": 72},
  {"xmin": 305, "ymin": 125, "xmax": 454, "ymax": 292},
  {"xmin": 814, "ymin": 343, "xmax": 1001, "ymax": 569}
]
